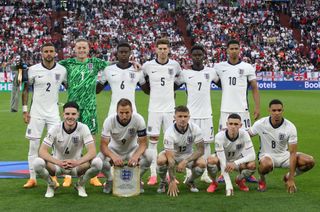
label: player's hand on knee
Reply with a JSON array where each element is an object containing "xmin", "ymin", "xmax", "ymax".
[
  {"xmin": 176, "ymin": 160, "xmax": 187, "ymax": 173},
  {"xmin": 225, "ymin": 162, "xmax": 236, "ymax": 173},
  {"xmin": 167, "ymin": 181, "xmax": 179, "ymax": 197}
]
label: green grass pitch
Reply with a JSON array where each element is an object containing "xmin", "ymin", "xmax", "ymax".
[{"xmin": 0, "ymin": 90, "xmax": 319, "ymax": 212}]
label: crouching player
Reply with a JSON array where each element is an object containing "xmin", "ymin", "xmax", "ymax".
[
  {"xmin": 33, "ymin": 102, "xmax": 102, "ymax": 198},
  {"xmin": 157, "ymin": 105, "xmax": 206, "ymax": 197},
  {"xmin": 249, "ymin": 99, "xmax": 315, "ymax": 193},
  {"xmin": 100, "ymin": 98, "xmax": 152, "ymax": 193},
  {"xmin": 206, "ymin": 114, "xmax": 256, "ymax": 196}
]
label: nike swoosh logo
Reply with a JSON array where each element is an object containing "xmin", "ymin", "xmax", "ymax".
[
  {"xmin": 188, "ymin": 76, "xmax": 195, "ymax": 79},
  {"xmin": 222, "ymin": 70, "xmax": 227, "ymax": 72},
  {"xmin": 38, "ymin": 75, "xmax": 44, "ymax": 78},
  {"xmin": 262, "ymin": 132, "xmax": 268, "ymax": 134},
  {"xmin": 151, "ymin": 71, "xmax": 157, "ymax": 73},
  {"xmin": 111, "ymin": 74, "xmax": 117, "ymax": 76}
]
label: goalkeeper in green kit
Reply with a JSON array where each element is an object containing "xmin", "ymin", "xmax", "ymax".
[{"xmin": 58, "ymin": 38, "xmax": 109, "ymax": 187}]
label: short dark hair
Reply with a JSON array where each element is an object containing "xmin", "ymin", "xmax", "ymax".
[
  {"xmin": 75, "ymin": 38, "xmax": 89, "ymax": 44},
  {"xmin": 117, "ymin": 41, "xmax": 131, "ymax": 50},
  {"xmin": 156, "ymin": 38, "xmax": 170, "ymax": 47},
  {"xmin": 41, "ymin": 43, "xmax": 55, "ymax": 51},
  {"xmin": 269, "ymin": 99, "xmax": 283, "ymax": 107},
  {"xmin": 63, "ymin": 101, "xmax": 79, "ymax": 111},
  {"xmin": 191, "ymin": 44, "xmax": 206, "ymax": 54},
  {"xmin": 227, "ymin": 113, "xmax": 241, "ymax": 121},
  {"xmin": 117, "ymin": 98, "xmax": 132, "ymax": 109},
  {"xmin": 227, "ymin": 40, "xmax": 240, "ymax": 48},
  {"xmin": 175, "ymin": 105, "xmax": 189, "ymax": 114}
]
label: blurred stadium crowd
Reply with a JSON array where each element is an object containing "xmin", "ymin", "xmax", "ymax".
[{"xmin": 0, "ymin": 0, "xmax": 319, "ymax": 82}]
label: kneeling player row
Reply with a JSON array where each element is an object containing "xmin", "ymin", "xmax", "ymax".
[{"xmin": 33, "ymin": 99, "xmax": 314, "ymax": 197}]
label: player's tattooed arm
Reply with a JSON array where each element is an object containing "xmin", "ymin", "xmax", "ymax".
[
  {"xmin": 166, "ymin": 151, "xmax": 176, "ymax": 180},
  {"xmin": 185, "ymin": 140, "xmax": 204, "ymax": 163}
]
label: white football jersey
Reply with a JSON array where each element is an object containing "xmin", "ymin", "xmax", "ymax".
[
  {"xmin": 249, "ymin": 117, "xmax": 297, "ymax": 155},
  {"xmin": 215, "ymin": 129, "xmax": 254, "ymax": 162},
  {"xmin": 177, "ymin": 67, "xmax": 218, "ymax": 118},
  {"xmin": 214, "ymin": 61, "xmax": 256, "ymax": 112},
  {"xmin": 141, "ymin": 59, "xmax": 182, "ymax": 112},
  {"xmin": 28, "ymin": 63, "xmax": 67, "ymax": 119},
  {"xmin": 164, "ymin": 122, "xmax": 203, "ymax": 158},
  {"xmin": 101, "ymin": 113, "xmax": 147, "ymax": 155},
  {"xmin": 99, "ymin": 64, "xmax": 144, "ymax": 116},
  {"xmin": 43, "ymin": 122, "xmax": 93, "ymax": 160}
]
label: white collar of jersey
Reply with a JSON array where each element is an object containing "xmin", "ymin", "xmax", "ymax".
[
  {"xmin": 155, "ymin": 58, "xmax": 169, "ymax": 65},
  {"xmin": 41, "ymin": 62, "xmax": 57, "ymax": 70},
  {"xmin": 227, "ymin": 60, "xmax": 242, "ymax": 66},
  {"xmin": 191, "ymin": 65, "xmax": 204, "ymax": 71},
  {"xmin": 269, "ymin": 116, "xmax": 284, "ymax": 129},
  {"xmin": 225, "ymin": 130, "xmax": 239, "ymax": 142},
  {"xmin": 116, "ymin": 63, "xmax": 132, "ymax": 70},
  {"xmin": 174, "ymin": 123, "xmax": 189, "ymax": 135}
]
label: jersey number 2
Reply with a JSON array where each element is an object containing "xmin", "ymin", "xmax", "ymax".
[{"xmin": 46, "ymin": 83, "xmax": 51, "ymax": 92}]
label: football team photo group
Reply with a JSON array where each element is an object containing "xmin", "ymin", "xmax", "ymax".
[{"xmin": 0, "ymin": 0, "xmax": 319, "ymax": 211}]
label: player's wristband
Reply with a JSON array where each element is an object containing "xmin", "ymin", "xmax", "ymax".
[{"xmin": 22, "ymin": 105, "xmax": 28, "ymax": 112}]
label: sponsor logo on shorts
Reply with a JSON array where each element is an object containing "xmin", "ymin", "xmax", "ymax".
[
  {"xmin": 148, "ymin": 126, "xmax": 152, "ymax": 132},
  {"xmin": 27, "ymin": 128, "xmax": 31, "ymax": 134}
]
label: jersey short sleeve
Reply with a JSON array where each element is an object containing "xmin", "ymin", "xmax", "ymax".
[
  {"xmin": 82, "ymin": 124, "xmax": 94, "ymax": 146},
  {"xmin": 43, "ymin": 124, "xmax": 59, "ymax": 147},
  {"xmin": 214, "ymin": 132, "xmax": 225, "ymax": 152},
  {"xmin": 287, "ymin": 122, "xmax": 298, "ymax": 145},
  {"xmin": 247, "ymin": 64, "xmax": 256, "ymax": 82},
  {"xmin": 101, "ymin": 116, "xmax": 113, "ymax": 138},
  {"xmin": 193, "ymin": 123, "xmax": 203, "ymax": 144}
]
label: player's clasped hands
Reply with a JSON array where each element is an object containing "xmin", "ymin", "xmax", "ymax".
[
  {"xmin": 167, "ymin": 181, "xmax": 179, "ymax": 197},
  {"xmin": 64, "ymin": 159, "xmax": 79, "ymax": 169}
]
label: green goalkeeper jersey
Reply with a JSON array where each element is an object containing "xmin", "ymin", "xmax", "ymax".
[
  {"xmin": 59, "ymin": 57, "xmax": 109, "ymax": 110},
  {"xmin": 59, "ymin": 57, "xmax": 109, "ymax": 134}
]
